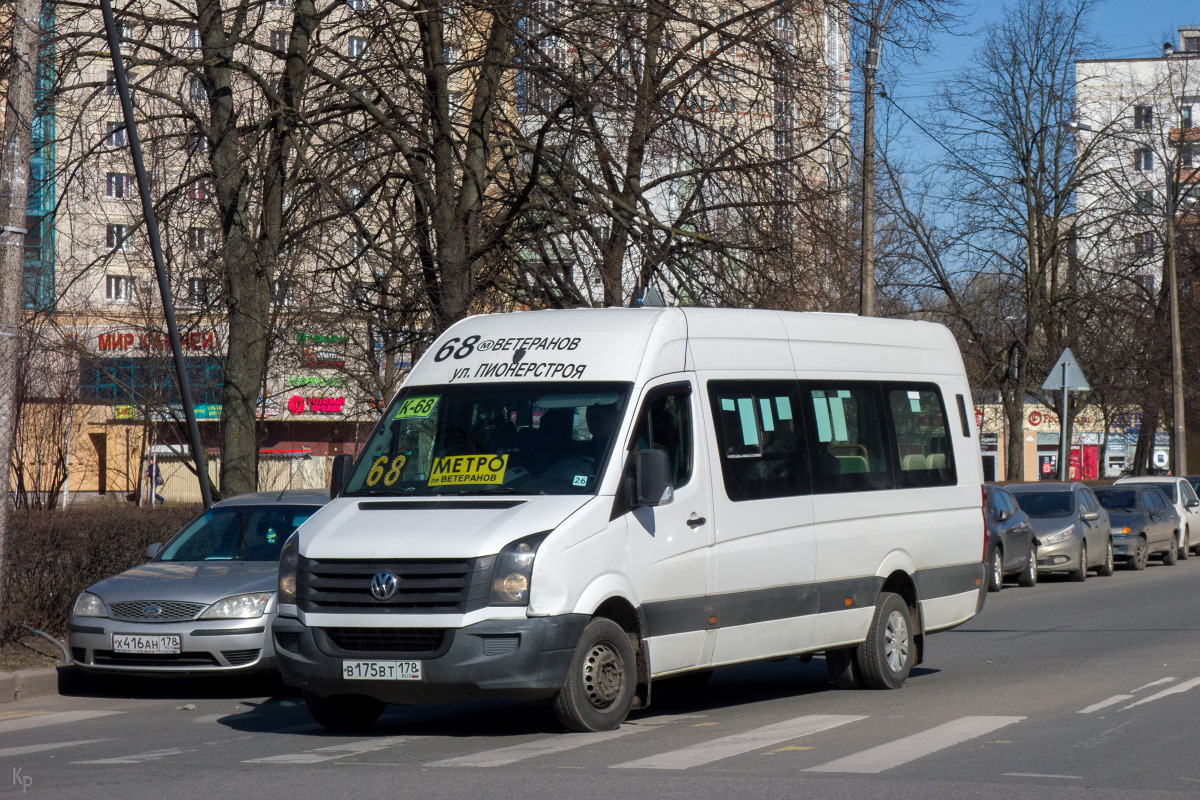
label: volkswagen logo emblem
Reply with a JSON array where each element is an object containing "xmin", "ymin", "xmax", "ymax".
[
  {"xmin": 143, "ymin": 604, "xmax": 163, "ymax": 617},
  {"xmin": 370, "ymin": 571, "xmax": 399, "ymax": 601}
]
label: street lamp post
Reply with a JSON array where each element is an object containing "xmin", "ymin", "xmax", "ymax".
[{"xmin": 860, "ymin": 0, "xmax": 895, "ymax": 318}]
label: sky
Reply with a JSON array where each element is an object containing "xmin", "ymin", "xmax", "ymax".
[{"xmin": 886, "ymin": 0, "xmax": 1200, "ymax": 112}]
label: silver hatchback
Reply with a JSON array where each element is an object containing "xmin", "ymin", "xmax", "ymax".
[
  {"xmin": 69, "ymin": 491, "xmax": 326, "ymax": 675},
  {"xmin": 1007, "ymin": 482, "xmax": 1114, "ymax": 581}
]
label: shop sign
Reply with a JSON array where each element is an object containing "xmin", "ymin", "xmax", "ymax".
[
  {"xmin": 287, "ymin": 395, "xmax": 347, "ymax": 414},
  {"xmin": 980, "ymin": 433, "xmax": 999, "ymax": 448},
  {"xmin": 974, "ymin": 407, "xmax": 984, "ymax": 427},
  {"xmin": 297, "ymin": 332, "xmax": 348, "ymax": 345},
  {"xmin": 301, "ymin": 348, "xmax": 345, "ymax": 368},
  {"xmin": 114, "ymin": 403, "xmax": 222, "ymax": 420},
  {"xmin": 285, "ymin": 375, "xmax": 347, "ymax": 388},
  {"xmin": 98, "ymin": 330, "xmax": 216, "ymax": 351}
]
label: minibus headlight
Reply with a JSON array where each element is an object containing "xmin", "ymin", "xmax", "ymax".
[
  {"xmin": 278, "ymin": 533, "xmax": 300, "ymax": 607},
  {"xmin": 490, "ymin": 532, "xmax": 551, "ymax": 606}
]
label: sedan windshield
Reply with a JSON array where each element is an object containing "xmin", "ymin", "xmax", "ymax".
[
  {"xmin": 345, "ymin": 381, "xmax": 632, "ymax": 496},
  {"xmin": 158, "ymin": 505, "xmax": 318, "ymax": 561},
  {"xmin": 1093, "ymin": 488, "xmax": 1137, "ymax": 511},
  {"xmin": 1012, "ymin": 491, "xmax": 1075, "ymax": 518}
]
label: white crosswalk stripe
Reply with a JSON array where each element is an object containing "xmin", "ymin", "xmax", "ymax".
[
  {"xmin": 0, "ymin": 710, "xmax": 124, "ymax": 735},
  {"xmin": 611, "ymin": 715, "xmax": 866, "ymax": 770},
  {"xmin": 804, "ymin": 715, "xmax": 1024, "ymax": 774},
  {"xmin": 427, "ymin": 714, "xmax": 701, "ymax": 768},
  {"xmin": 1078, "ymin": 694, "xmax": 1132, "ymax": 714},
  {"xmin": 75, "ymin": 747, "xmax": 196, "ymax": 765},
  {"xmin": 0, "ymin": 739, "xmax": 109, "ymax": 758},
  {"xmin": 1121, "ymin": 677, "xmax": 1200, "ymax": 710},
  {"xmin": 246, "ymin": 735, "xmax": 411, "ymax": 764}
]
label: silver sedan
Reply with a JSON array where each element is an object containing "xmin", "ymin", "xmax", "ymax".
[{"xmin": 69, "ymin": 490, "xmax": 326, "ymax": 675}]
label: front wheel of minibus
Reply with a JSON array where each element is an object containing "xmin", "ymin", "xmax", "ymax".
[
  {"xmin": 553, "ymin": 617, "xmax": 635, "ymax": 732},
  {"xmin": 857, "ymin": 593, "xmax": 914, "ymax": 690}
]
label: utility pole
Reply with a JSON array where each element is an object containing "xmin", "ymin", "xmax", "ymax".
[
  {"xmin": 860, "ymin": 0, "xmax": 892, "ymax": 318},
  {"xmin": 0, "ymin": 0, "xmax": 42, "ymax": 624},
  {"xmin": 1165, "ymin": 181, "xmax": 1186, "ymax": 476}
]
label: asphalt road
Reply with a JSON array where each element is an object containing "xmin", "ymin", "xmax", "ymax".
[{"xmin": 4, "ymin": 557, "xmax": 1200, "ymax": 800}]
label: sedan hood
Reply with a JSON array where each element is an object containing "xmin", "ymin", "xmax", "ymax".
[
  {"xmin": 88, "ymin": 561, "xmax": 279, "ymax": 603},
  {"xmin": 300, "ymin": 495, "xmax": 592, "ymax": 559}
]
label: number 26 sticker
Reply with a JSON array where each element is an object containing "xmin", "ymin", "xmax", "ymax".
[{"xmin": 365, "ymin": 455, "xmax": 407, "ymax": 486}]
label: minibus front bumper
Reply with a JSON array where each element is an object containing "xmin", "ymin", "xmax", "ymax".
[{"xmin": 272, "ymin": 614, "xmax": 589, "ymax": 704}]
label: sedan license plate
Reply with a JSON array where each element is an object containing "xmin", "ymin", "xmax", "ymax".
[
  {"xmin": 112, "ymin": 634, "xmax": 181, "ymax": 654},
  {"xmin": 342, "ymin": 660, "xmax": 422, "ymax": 680}
]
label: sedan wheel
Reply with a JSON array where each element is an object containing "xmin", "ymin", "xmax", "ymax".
[
  {"xmin": 1070, "ymin": 541, "xmax": 1088, "ymax": 582},
  {"xmin": 988, "ymin": 548, "xmax": 1003, "ymax": 592},
  {"xmin": 1017, "ymin": 543, "xmax": 1038, "ymax": 587},
  {"xmin": 1129, "ymin": 537, "xmax": 1149, "ymax": 571},
  {"xmin": 1097, "ymin": 538, "xmax": 1115, "ymax": 577},
  {"xmin": 1179, "ymin": 528, "xmax": 1190, "ymax": 561}
]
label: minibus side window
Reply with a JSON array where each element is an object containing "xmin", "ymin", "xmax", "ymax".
[
  {"xmin": 802, "ymin": 382, "xmax": 893, "ymax": 494},
  {"xmin": 707, "ymin": 381, "xmax": 810, "ymax": 501},
  {"xmin": 630, "ymin": 388, "xmax": 694, "ymax": 488},
  {"xmin": 885, "ymin": 385, "xmax": 957, "ymax": 488}
]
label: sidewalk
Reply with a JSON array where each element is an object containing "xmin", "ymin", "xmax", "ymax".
[{"xmin": 0, "ymin": 665, "xmax": 72, "ymax": 703}]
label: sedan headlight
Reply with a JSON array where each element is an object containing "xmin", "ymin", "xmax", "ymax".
[
  {"xmin": 199, "ymin": 592, "xmax": 273, "ymax": 619},
  {"xmin": 490, "ymin": 532, "xmax": 551, "ymax": 606},
  {"xmin": 1041, "ymin": 527, "xmax": 1074, "ymax": 545},
  {"xmin": 278, "ymin": 532, "xmax": 299, "ymax": 607},
  {"xmin": 72, "ymin": 592, "xmax": 108, "ymax": 618},
  {"xmin": 1111, "ymin": 526, "xmax": 1132, "ymax": 536}
]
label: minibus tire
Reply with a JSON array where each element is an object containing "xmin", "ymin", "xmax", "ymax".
[
  {"xmin": 856, "ymin": 593, "xmax": 914, "ymax": 690},
  {"xmin": 553, "ymin": 617, "xmax": 636, "ymax": 732},
  {"xmin": 303, "ymin": 690, "xmax": 385, "ymax": 731},
  {"xmin": 825, "ymin": 647, "xmax": 863, "ymax": 689}
]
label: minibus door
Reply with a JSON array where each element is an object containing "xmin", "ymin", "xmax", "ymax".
[{"xmin": 626, "ymin": 378, "xmax": 715, "ymax": 676}]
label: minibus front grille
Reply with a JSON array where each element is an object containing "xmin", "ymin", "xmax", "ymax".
[
  {"xmin": 297, "ymin": 556, "xmax": 494, "ymax": 614},
  {"xmin": 318, "ymin": 627, "xmax": 448, "ymax": 656}
]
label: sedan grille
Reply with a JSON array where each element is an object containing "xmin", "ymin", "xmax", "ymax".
[
  {"xmin": 108, "ymin": 601, "xmax": 208, "ymax": 622},
  {"xmin": 93, "ymin": 650, "xmax": 220, "ymax": 667},
  {"xmin": 297, "ymin": 557, "xmax": 494, "ymax": 614},
  {"xmin": 221, "ymin": 649, "xmax": 261, "ymax": 666}
]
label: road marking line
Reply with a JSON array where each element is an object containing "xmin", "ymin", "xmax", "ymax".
[
  {"xmin": 1121, "ymin": 677, "xmax": 1200, "ymax": 710},
  {"xmin": 1004, "ymin": 773, "xmax": 1082, "ymax": 779},
  {"xmin": 246, "ymin": 736, "xmax": 411, "ymax": 764},
  {"xmin": 428, "ymin": 714, "xmax": 701, "ymax": 768},
  {"xmin": 0, "ymin": 710, "xmax": 123, "ymax": 735},
  {"xmin": 0, "ymin": 710, "xmax": 50, "ymax": 721},
  {"xmin": 1078, "ymin": 695, "xmax": 1133, "ymax": 714},
  {"xmin": 0, "ymin": 739, "xmax": 109, "ymax": 757},
  {"xmin": 804, "ymin": 716, "xmax": 1023, "ymax": 774},
  {"xmin": 612, "ymin": 715, "xmax": 866, "ymax": 770},
  {"xmin": 75, "ymin": 747, "xmax": 195, "ymax": 765},
  {"xmin": 1132, "ymin": 678, "xmax": 1175, "ymax": 692}
]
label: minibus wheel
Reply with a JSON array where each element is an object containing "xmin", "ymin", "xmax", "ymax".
[
  {"xmin": 303, "ymin": 690, "xmax": 385, "ymax": 731},
  {"xmin": 856, "ymin": 593, "xmax": 914, "ymax": 690},
  {"xmin": 553, "ymin": 617, "xmax": 635, "ymax": 732}
]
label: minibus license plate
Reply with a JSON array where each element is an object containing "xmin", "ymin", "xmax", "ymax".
[
  {"xmin": 343, "ymin": 660, "xmax": 422, "ymax": 680},
  {"xmin": 112, "ymin": 634, "xmax": 181, "ymax": 654}
]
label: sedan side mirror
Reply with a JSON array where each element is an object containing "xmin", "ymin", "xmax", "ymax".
[
  {"xmin": 995, "ymin": 507, "xmax": 1011, "ymax": 522},
  {"xmin": 145, "ymin": 542, "xmax": 163, "ymax": 559},
  {"xmin": 330, "ymin": 453, "xmax": 353, "ymax": 499},
  {"xmin": 1187, "ymin": 499, "xmax": 1200, "ymax": 509},
  {"xmin": 635, "ymin": 448, "xmax": 674, "ymax": 507},
  {"xmin": 1081, "ymin": 510, "xmax": 1100, "ymax": 521}
]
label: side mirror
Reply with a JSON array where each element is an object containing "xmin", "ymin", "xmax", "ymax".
[
  {"xmin": 995, "ymin": 506, "xmax": 1011, "ymax": 522},
  {"xmin": 145, "ymin": 543, "xmax": 163, "ymax": 559},
  {"xmin": 330, "ymin": 453, "xmax": 353, "ymax": 499},
  {"xmin": 1081, "ymin": 510, "xmax": 1100, "ymax": 521},
  {"xmin": 1187, "ymin": 499, "xmax": 1200, "ymax": 509},
  {"xmin": 635, "ymin": 448, "xmax": 674, "ymax": 507}
]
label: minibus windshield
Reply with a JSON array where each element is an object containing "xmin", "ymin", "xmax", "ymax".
[{"xmin": 345, "ymin": 381, "xmax": 632, "ymax": 496}]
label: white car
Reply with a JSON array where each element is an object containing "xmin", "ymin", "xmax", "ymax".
[{"xmin": 1114, "ymin": 476, "xmax": 1200, "ymax": 558}]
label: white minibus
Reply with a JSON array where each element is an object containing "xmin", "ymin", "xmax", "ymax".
[{"xmin": 274, "ymin": 307, "xmax": 986, "ymax": 732}]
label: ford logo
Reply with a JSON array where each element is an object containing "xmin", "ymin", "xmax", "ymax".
[
  {"xmin": 143, "ymin": 604, "xmax": 163, "ymax": 617},
  {"xmin": 370, "ymin": 571, "xmax": 399, "ymax": 601}
]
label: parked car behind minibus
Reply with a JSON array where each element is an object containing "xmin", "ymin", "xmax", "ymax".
[
  {"xmin": 273, "ymin": 308, "xmax": 985, "ymax": 732},
  {"xmin": 1114, "ymin": 476, "xmax": 1200, "ymax": 559},
  {"xmin": 984, "ymin": 485, "xmax": 1037, "ymax": 590},
  {"xmin": 1092, "ymin": 485, "xmax": 1179, "ymax": 569},
  {"xmin": 1006, "ymin": 482, "xmax": 1113, "ymax": 581}
]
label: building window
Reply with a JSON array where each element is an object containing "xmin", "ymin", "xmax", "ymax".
[
  {"xmin": 1182, "ymin": 144, "xmax": 1195, "ymax": 168},
  {"xmin": 188, "ymin": 227, "xmax": 216, "ymax": 252},
  {"xmin": 1135, "ymin": 148, "xmax": 1153, "ymax": 171},
  {"xmin": 1134, "ymin": 105, "xmax": 1153, "ymax": 129},
  {"xmin": 187, "ymin": 132, "xmax": 209, "ymax": 154},
  {"xmin": 271, "ymin": 280, "xmax": 296, "ymax": 306},
  {"xmin": 348, "ymin": 0, "xmax": 370, "ymax": 10},
  {"xmin": 105, "ymin": 173, "xmax": 129, "ymax": 199},
  {"xmin": 1182, "ymin": 105, "xmax": 1194, "ymax": 129},
  {"xmin": 270, "ymin": 30, "xmax": 289, "ymax": 53},
  {"xmin": 106, "ymin": 121, "xmax": 127, "ymax": 148},
  {"xmin": 1135, "ymin": 231, "xmax": 1156, "ymax": 254},
  {"xmin": 189, "ymin": 76, "xmax": 207, "ymax": 103},
  {"xmin": 187, "ymin": 278, "xmax": 214, "ymax": 305},
  {"xmin": 105, "ymin": 70, "xmax": 119, "ymax": 97},
  {"xmin": 1135, "ymin": 189, "xmax": 1154, "ymax": 211},
  {"xmin": 106, "ymin": 224, "xmax": 129, "ymax": 251},
  {"xmin": 106, "ymin": 275, "xmax": 132, "ymax": 301},
  {"xmin": 185, "ymin": 179, "xmax": 210, "ymax": 201},
  {"xmin": 348, "ymin": 35, "xmax": 368, "ymax": 59},
  {"xmin": 1185, "ymin": 36, "xmax": 1200, "ymax": 53},
  {"xmin": 188, "ymin": 28, "xmax": 202, "ymax": 49}
]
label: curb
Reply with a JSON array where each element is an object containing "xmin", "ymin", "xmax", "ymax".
[{"xmin": 0, "ymin": 665, "xmax": 72, "ymax": 704}]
